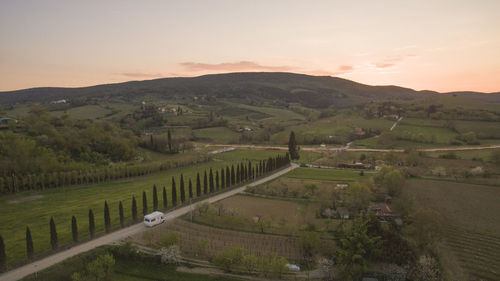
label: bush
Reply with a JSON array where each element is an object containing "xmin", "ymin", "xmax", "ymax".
[
  {"xmin": 213, "ymin": 246, "xmax": 243, "ymax": 272},
  {"xmin": 158, "ymin": 231, "xmax": 180, "ymax": 248}
]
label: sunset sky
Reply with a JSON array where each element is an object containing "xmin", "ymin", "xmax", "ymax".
[{"xmin": 1, "ymin": 0, "xmax": 499, "ymax": 92}]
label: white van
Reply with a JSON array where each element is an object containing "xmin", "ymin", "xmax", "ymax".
[{"xmin": 143, "ymin": 211, "xmax": 166, "ymax": 227}]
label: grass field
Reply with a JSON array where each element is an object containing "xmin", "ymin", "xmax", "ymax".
[
  {"xmin": 52, "ymin": 105, "xmax": 113, "ymax": 120},
  {"xmin": 424, "ymin": 148, "xmax": 500, "ymax": 162},
  {"xmin": 247, "ymin": 177, "xmax": 346, "ymax": 200},
  {"xmin": 392, "ymin": 124, "xmax": 458, "ymax": 144},
  {"xmin": 454, "ymin": 120, "xmax": 500, "ymax": 139},
  {"xmin": 193, "ymin": 127, "xmax": 240, "ymax": 144},
  {"xmin": 0, "ymin": 159, "xmax": 246, "ymax": 264},
  {"xmin": 404, "ymin": 179, "xmax": 500, "ymax": 280},
  {"xmin": 285, "ymin": 167, "xmax": 374, "ymax": 181}
]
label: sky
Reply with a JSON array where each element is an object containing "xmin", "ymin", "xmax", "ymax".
[{"xmin": 1, "ymin": 0, "xmax": 499, "ymax": 92}]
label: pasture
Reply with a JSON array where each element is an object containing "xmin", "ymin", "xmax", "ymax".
[
  {"xmin": 246, "ymin": 177, "xmax": 344, "ymax": 200},
  {"xmin": 189, "ymin": 194, "xmax": 330, "ymax": 236},
  {"xmin": 192, "ymin": 127, "xmax": 240, "ymax": 144},
  {"xmin": 285, "ymin": 167, "xmax": 373, "ymax": 181}
]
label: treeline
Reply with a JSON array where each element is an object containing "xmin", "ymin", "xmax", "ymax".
[
  {"xmin": 140, "ymin": 130, "xmax": 189, "ymax": 154},
  {"xmin": 0, "ymin": 156, "xmax": 208, "ymax": 194},
  {"xmin": 0, "ymin": 153, "xmax": 290, "ymax": 268},
  {"xmin": 0, "ymin": 104, "xmax": 140, "ymax": 181}
]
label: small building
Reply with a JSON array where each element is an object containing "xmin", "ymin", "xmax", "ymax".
[
  {"xmin": 371, "ymin": 203, "xmax": 394, "ymax": 219},
  {"xmin": 336, "ymin": 207, "xmax": 349, "ymax": 219},
  {"xmin": 336, "ymin": 183, "xmax": 349, "ymax": 189}
]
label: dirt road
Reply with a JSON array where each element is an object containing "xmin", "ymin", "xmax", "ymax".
[
  {"xmin": 0, "ymin": 164, "xmax": 299, "ymax": 281},
  {"xmin": 208, "ymin": 143, "xmax": 500, "ymax": 153}
]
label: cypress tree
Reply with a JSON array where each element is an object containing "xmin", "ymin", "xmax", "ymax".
[
  {"xmin": 119, "ymin": 201, "xmax": 124, "ymax": 228},
  {"xmin": 71, "ymin": 216, "xmax": 78, "ymax": 242},
  {"xmin": 89, "ymin": 209, "xmax": 95, "ymax": 238},
  {"xmin": 132, "ymin": 196, "xmax": 138, "ymax": 222},
  {"xmin": 231, "ymin": 165, "xmax": 235, "ymax": 185},
  {"xmin": 215, "ymin": 170, "xmax": 219, "ymax": 190},
  {"xmin": 188, "ymin": 179, "xmax": 193, "ymax": 199},
  {"xmin": 0, "ymin": 234, "xmax": 5, "ymax": 270},
  {"xmin": 240, "ymin": 163, "xmax": 245, "ymax": 181},
  {"xmin": 203, "ymin": 171, "xmax": 208, "ymax": 194},
  {"xmin": 248, "ymin": 162, "xmax": 252, "ymax": 180},
  {"xmin": 171, "ymin": 177, "xmax": 177, "ymax": 206},
  {"xmin": 50, "ymin": 217, "xmax": 58, "ymax": 250},
  {"xmin": 180, "ymin": 174, "xmax": 186, "ymax": 203},
  {"xmin": 221, "ymin": 168, "xmax": 225, "ymax": 189},
  {"xmin": 26, "ymin": 227, "xmax": 34, "ymax": 259},
  {"xmin": 209, "ymin": 168, "xmax": 214, "ymax": 193},
  {"xmin": 153, "ymin": 185, "xmax": 158, "ymax": 210},
  {"xmin": 236, "ymin": 165, "xmax": 240, "ymax": 183},
  {"xmin": 288, "ymin": 131, "xmax": 299, "ymax": 160},
  {"xmin": 196, "ymin": 173, "xmax": 201, "ymax": 197},
  {"xmin": 226, "ymin": 166, "xmax": 230, "ymax": 187},
  {"xmin": 104, "ymin": 201, "xmax": 111, "ymax": 233},
  {"xmin": 163, "ymin": 186, "xmax": 168, "ymax": 209},
  {"xmin": 142, "ymin": 191, "xmax": 148, "ymax": 216},
  {"xmin": 167, "ymin": 129, "xmax": 173, "ymax": 153},
  {"xmin": 259, "ymin": 160, "xmax": 263, "ymax": 176}
]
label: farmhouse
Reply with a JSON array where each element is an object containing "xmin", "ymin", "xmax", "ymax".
[
  {"xmin": 336, "ymin": 207, "xmax": 350, "ymax": 219},
  {"xmin": 370, "ymin": 203, "xmax": 394, "ymax": 219}
]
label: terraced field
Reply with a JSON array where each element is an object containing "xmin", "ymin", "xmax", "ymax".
[{"xmin": 444, "ymin": 225, "xmax": 500, "ymax": 281}]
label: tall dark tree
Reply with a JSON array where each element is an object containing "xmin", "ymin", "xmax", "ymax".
[
  {"xmin": 215, "ymin": 170, "xmax": 220, "ymax": 190},
  {"xmin": 26, "ymin": 227, "xmax": 34, "ymax": 259},
  {"xmin": 104, "ymin": 201, "xmax": 111, "ymax": 233},
  {"xmin": 167, "ymin": 129, "xmax": 173, "ymax": 153},
  {"xmin": 49, "ymin": 217, "xmax": 58, "ymax": 250},
  {"xmin": 162, "ymin": 187, "xmax": 167, "ymax": 209},
  {"xmin": 288, "ymin": 131, "xmax": 300, "ymax": 160},
  {"xmin": 231, "ymin": 165, "xmax": 235, "ymax": 185},
  {"xmin": 196, "ymin": 173, "xmax": 201, "ymax": 197},
  {"xmin": 0, "ymin": 234, "xmax": 5, "ymax": 270},
  {"xmin": 203, "ymin": 171, "xmax": 208, "ymax": 194},
  {"xmin": 221, "ymin": 168, "xmax": 225, "ymax": 189},
  {"xmin": 248, "ymin": 162, "xmax": 252, "ymax": 180},
  {"xmin": 226, "ymin": 166, "xmax": 230, "ymax": 187},
  {"xmin": 236, "ymin": 165, "xmax": 240, "ymax": 183},
  {"xmin": 259, "ymin": 160, "xmax": 263, "ymax": 176},
  {"xmin": 131, "ymin": 196, "xmax": 138, "ymax": 222},
  {"xmin": 142, "ymin": 191, "xmax": 148, "ymax": 215},
  {"xmin": 240, "ymin": 163, "xmax": 245, "ymax": 182},
  {"xmin": 171, "ymin": 177, "xmax": 177, "ymax": 206},
  {"xmin": 71, "ymin": 216, "xmax": 78, "ymax": 242},
  {"xmin": 188, "ymin": 179, "xmax": 193, "ymax": 199},
  {"xmin": 209, "ymin": 168, "xmax": 214, "ymax": 193},
  {"xmin": 89, "ymin": 209, "xmax": 95, "ymax": 238},
  {"xmin": 119, "ymin": 201, "xmax": 124, "ymax": 228},
  {"xmin": 152, "ymin": 185, "xmax": 158, "ymax": 210},
  {"xmin": 180, "ymin": 174, "xmax": 186, "ymax": 203}
]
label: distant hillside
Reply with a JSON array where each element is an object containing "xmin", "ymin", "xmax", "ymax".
[{"xmin": 0, "ymin": 72, "xmax": 497, "ymax": 108}]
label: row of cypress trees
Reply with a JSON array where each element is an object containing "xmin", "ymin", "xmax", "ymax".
[{"xmin": 1, "ymin": 153, "xmax": 290, "ymax": 266}]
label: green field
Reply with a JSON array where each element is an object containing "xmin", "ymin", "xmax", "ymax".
[
  {"xmin": 285, "ymin": 167, "xmax": 373, "ymax": 181},
  {"xmin": 424, "ymin": 148, "xmax": 500, "ymax": 162},
  {"xmin": 193, "ymin": 127, "xmax": 240, "ymax": 143},
  {"xmin": 52, "ymin": 105, "xmax": 113, "ymax": 119},
  {"xmin": 0, "ymin": 159, "xmax": 243, "ymax": 264},
  {"xmin": 392, "ymin": 124, "xmax": 458, "ymax": 144}
]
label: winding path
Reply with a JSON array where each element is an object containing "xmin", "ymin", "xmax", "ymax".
[{"xmin": 0, "ymin": 164, "xmax": 299, "ymax": 281}]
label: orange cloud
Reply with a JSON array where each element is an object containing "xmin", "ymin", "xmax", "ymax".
[
  {"xmin": 339, "ymin": 65, "xmax": 353, "ymax": 71},
  {"xmin": 180, "ymin": 61, "xmax": 294, "ymax": 72}
]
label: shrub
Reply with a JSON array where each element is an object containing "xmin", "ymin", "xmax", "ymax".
[
  {"xmin": 158, "ymin": 231, "xmax": 180, "ymax": 248},
  {"xmin": 213, "ymin": 246, "xmax": 243, "ymax": 272}
]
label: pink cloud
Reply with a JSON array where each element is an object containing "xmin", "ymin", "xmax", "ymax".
[
  {"xmin": 180, "ymin": 61, "xmax": 294, "ymax": 72},
  {"xmin": 339, "ymin": 65, "xmax": 353, "ymax": 71}
]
